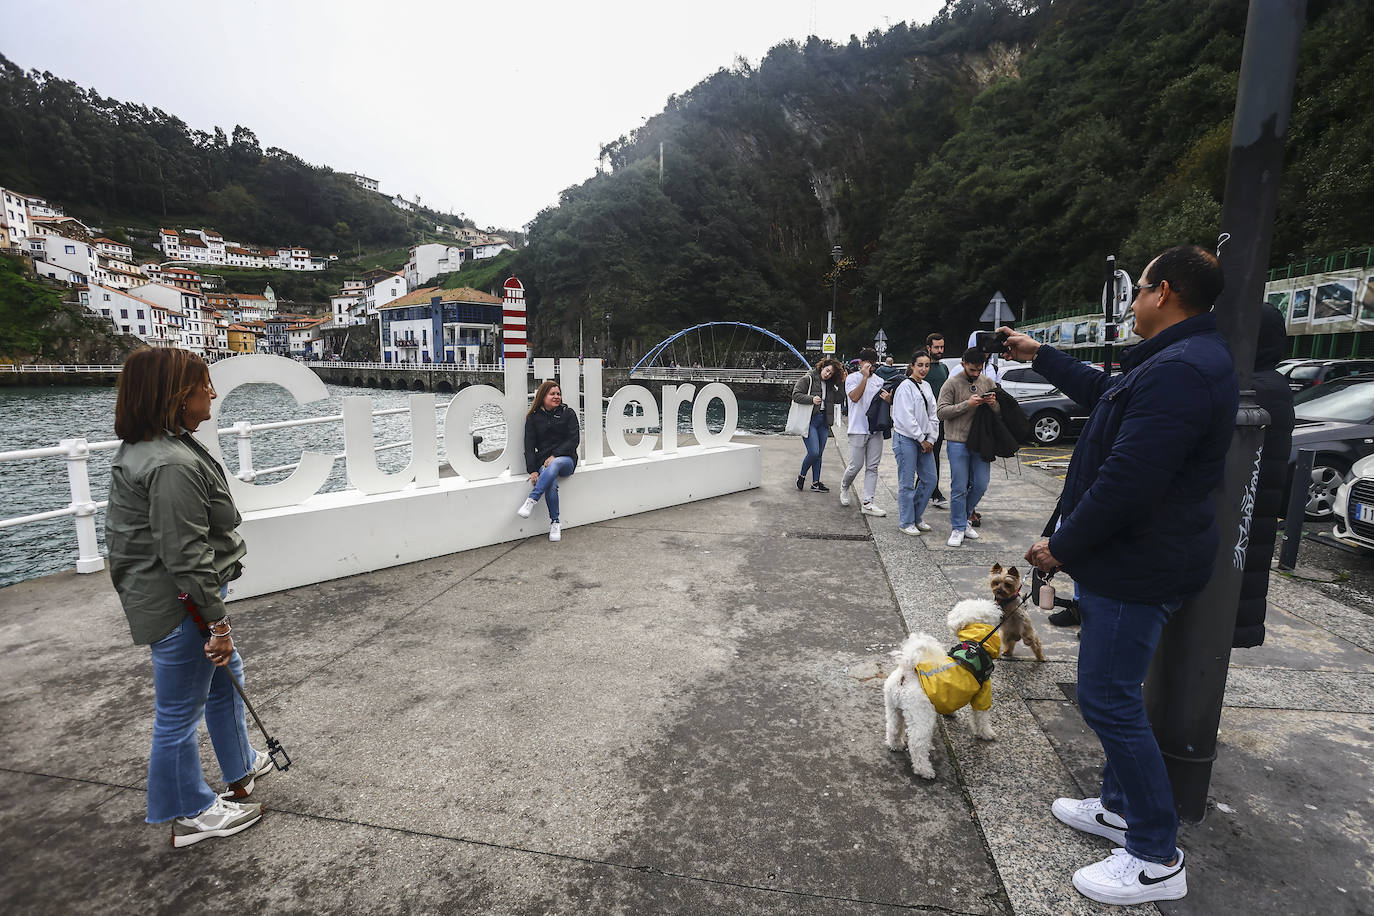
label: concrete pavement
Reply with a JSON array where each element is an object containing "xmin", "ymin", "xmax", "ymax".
[{"xmin": 0, "ymin": 434, "xmax": 1370, "ymax": 914}]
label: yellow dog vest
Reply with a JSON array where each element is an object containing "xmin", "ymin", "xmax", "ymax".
[{"xmin": 916, "ymin": 622, "xmax": 1002, "ymax": 715}]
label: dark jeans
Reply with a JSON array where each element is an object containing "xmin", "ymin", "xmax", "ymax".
[
  {"xmin": 1076, "ymin": 588, "xmax": 1184, "ymax": 863},
  {"xmin": 931, "ymin": 424, "xmax": 945, "ymax": 498},
  {"xmin": 800, "ymin": 411, "xmax": 830, "ymax": 482}
]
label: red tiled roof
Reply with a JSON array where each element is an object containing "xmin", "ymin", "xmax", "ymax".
[{"xmin": 384, "ymin": 286, "xmax": 502, "ymax": 308}]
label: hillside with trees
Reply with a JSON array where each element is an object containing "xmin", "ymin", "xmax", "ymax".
[{"xmin": 517, "ymin": 0, "xmax": 1374, "ymax": 360}]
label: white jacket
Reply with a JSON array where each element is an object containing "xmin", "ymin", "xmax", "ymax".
[{"xmin": 892, "ymin": 377, "xmax": 938, "ymax": 443}]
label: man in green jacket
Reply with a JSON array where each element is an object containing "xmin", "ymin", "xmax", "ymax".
[{"xmin": 924, "ymin": 332, "xmax": 949, "ymax": 506}]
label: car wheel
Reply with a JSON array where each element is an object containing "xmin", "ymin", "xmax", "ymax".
[
  {"xmin": 1030, "ymin": 411, "xmax": 1065, "ymax": 445},
  {"xmin": 1305, "ymin": 459, "xmax": 1349, "ymax": 521}
]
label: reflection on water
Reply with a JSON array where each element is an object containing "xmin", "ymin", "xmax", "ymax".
[{"xmin": 0, "ymin": 384, "xmax": 788, "ymax": 588}]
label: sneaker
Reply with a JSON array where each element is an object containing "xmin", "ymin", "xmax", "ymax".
[
  {"xmin": 1073, "ymin": 847, "xmax": 1187, "ymax": 905},
  {"xmin": 899, "ymin": 525, "xmax": 921, "ymax": 536},
  {"xmin": 968, "ymin": 511, "xmax": 982, "ymax": 528},
  {"xmin": 221, "ymin": 750, "xmax": 273, "ymax": 799},
  {"xmin": 171, "ymin": 797, "xmax": 264, "ymax": 848},
  {"xmin": 810, "ymin": 481, "xmax": 830, "ymax": 492},
  {"xmin": 517, "ymin": 497, "xmax": 536, "ymax": 518},
  {"xmin": 1052, "ymin": 796, "xmax": 1128, "ymax": 845},
  {"xmin": 964, "ymin": 527, "xmax": 980, "ymax": 540},
  {"xmin": 947, "ymin": 529, "xmax": 965, "ymax": 547},
  {"xmin": 549, "ymin": 522, "xmax": 561, "ymax": 542},
  {"xmin": 796, "ymin": 475, "xmax": 805, "ymax": 491},
  {"xmin": 915, "ymin": 521, "xmax": 932, "ymax": 532},
  {"xmin": 1048, "ymin": 601, "xmax": 1082, "ymax": 627},
  {"xmin": 839, "ymin": 489, "xmax": 851, "ymax": 507},
  {"xmin": 930, "ymin": 494, "xmax": 947, "ymax": 507},
  {"xmin": 860, "ymin": 502, "xmax": 886, "ymax": 517}
]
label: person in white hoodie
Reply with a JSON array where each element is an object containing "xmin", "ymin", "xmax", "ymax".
[{"xmin": 891, "ymin": 350, "xmax": 940, "ymax": 535}]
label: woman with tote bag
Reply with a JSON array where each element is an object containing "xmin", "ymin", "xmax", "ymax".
[{"xmin": 788, "ymin": 357, "xmax": 845, "ymax": 492}]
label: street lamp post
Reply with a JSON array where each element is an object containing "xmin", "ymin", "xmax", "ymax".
[{"xmin": 829, "ymin": 245, "xmax": 842, "ymax": 336}]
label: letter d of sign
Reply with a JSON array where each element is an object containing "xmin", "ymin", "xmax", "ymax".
[{"xmin": 202, "ymin": 355, "xmax": 335, "ymax": 511}]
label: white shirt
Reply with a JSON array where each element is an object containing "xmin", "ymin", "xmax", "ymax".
[
  {"xmin": 892, "ymin": 376, "xmax": 938, "ymax": 443},
  {"xmin": 845, "ymin": 370, "xmax": 882, "ymax": 435}
]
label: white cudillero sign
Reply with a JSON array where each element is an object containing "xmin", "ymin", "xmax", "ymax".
[{"xmin": 202, "ymin": 355, "xmax": 760, "ymax": 599}]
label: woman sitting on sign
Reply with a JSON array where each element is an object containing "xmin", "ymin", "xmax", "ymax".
[
  {"xmin": 105, "ymin": 347, "xmax": 270, "ymax": 848},
  {"xmin": 517, "ymin": 379, "xmax": 580, "ymax": 542}
]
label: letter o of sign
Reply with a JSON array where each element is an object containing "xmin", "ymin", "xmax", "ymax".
[{"xmin": 691, "ymin": 382, "xmax": 738, "ymax": 448}]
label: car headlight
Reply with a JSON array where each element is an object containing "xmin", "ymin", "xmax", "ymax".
[{"xmin": 1334, "ymin": 477, "xmax": 1351, "ymax": 520}]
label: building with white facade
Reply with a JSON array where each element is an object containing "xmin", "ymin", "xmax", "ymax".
[
  {"xmin": 404, "ymin": 243, "xmax": 465, "ymax": 290},
  {"xmin": 391, "ymin": 194, "xmax": 414, "ymax": 211},
  {"xmin": 378, "ymin": 286, "xmax": 502, "ymax": 365},
  {"xmin": 28, "ymin": 234, "xmax": 97, "ymax": 285},
  {"xmin": 465, "ymin": 241, "xmax": 514, "ymax": 261},
  {"xmin": 288, "ymin": 316, "xmax": 330, "ymax": 359},
  {"xmin": 350, "ymin": 174, "xmax": 380, "ymax": 192},
  {"xmin": 88, "ymin": 285, "xmax": 176, "ymax": 346},
  {"xmin": 131, "ymin": 282, "xmax": 210, "ymax": 356}
]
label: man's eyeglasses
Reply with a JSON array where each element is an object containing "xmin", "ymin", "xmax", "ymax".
[{"xmin": 1134, "ymin": 280, "xmax": 1162, "ymax": 297}]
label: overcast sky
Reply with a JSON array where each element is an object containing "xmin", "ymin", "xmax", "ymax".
[{"xmin": 3, "ymin": 0, "xmax": 947, "ymax": 231}]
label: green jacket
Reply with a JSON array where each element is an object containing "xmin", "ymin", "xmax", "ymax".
[
  {"xmin": 926, "ymin": 361, "xmax": 950, "ymax": 399},
  {"xmin": 106, "ymin": 431, "xmax": 246, "ymax": 644}
]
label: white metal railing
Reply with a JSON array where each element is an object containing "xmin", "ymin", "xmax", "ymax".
[
  {"xmin": 632, "ymin": 367, "xmax": 807, "ymax": 383},
  {"xmin": 0, "ymin": 364, "xmax": 124, "ymax": 373},
  {"xmin": 305, "ymin": 360, "xmax": 511, "ymax": 372},
  {"xmin": 0, "ymin": 402, "xmax": 503, "ymax": 576}
]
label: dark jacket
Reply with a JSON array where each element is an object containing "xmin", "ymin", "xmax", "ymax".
[
  {"xmin": 524, "ymin": 405, "xmax": 580, "ymax": 474},
  {"xmin": 967, "ymin": 402, "xmax": 1021, "ymax": 461},
  {"xmin": 791, "ymin": 368, "xmax": 843, "ymax": 417},
  {"xmin": 866, "ymin": 376, "xmax": 902, "ymax": 438},
  {"xmin": 994, "ymin": 386, "xmax": 1031, "ymax": 443},
  {"xmin": 1034, "ymin": 312, "xmax": 1238, "ymax": 603},
  {"xmin": 1236, "ymin": 304, "xmax": 1295, "ymax": 648}
]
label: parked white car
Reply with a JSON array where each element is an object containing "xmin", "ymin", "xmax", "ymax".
[{"xmin": 1332, "ymin": 452, "xmax": 1374, "ymax": 552}]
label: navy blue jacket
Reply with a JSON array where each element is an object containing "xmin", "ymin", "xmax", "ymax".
[{"xmin": 1034, "ymin": 312, "xmax": 1238, "ymax": 603}]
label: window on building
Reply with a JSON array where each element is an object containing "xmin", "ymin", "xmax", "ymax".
[
  {"xmin": 103, "ymin": 293, "xmax": 110, "ymax": 301},
  {"xmin": 136, "ymin": 310, "xmax": 144, "ymax": 319},
  {"xmin": 120, "ymin": 309, "xmax": 128, "ymax": 318},
  {"xmin": 64, "ymin": 245, "xmax": 76, "ymax": 254},
  {"xmin": 138, "ymin": 325, "xmax": 146, "ymax": 334}
]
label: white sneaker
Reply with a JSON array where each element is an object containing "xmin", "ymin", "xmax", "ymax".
[
  {"xmin": 517, "ymin": 497, "xmax": 536, "ymax": 518},
  {"xmin": 1073, "ymin": 847, "xmax": 1186, "ymax": 905},
  {"xmin": 899, "ymin": 525, "xmax": 921, "ymax": 536},
  {"xmin": 947, "ymin": 529, "xmax": 964, "ymax": 547},
  {"xmin": 839, "ymin": 489, "xmax": 851, "ymax": 507},
  {"xmin": 860, "ymin": 502, "xmax": 886, "ymax": 517},
  {"xmin": 221, "ymin": 749, "xmax": 273, "ymax": 799},
  {"xmin": 549, "ymin": 522, "xmax": 561, "ymax": 542},
  {"xmin": 1052, "ymin": 796, "xmax": 1128, "ymax": 846},
  {"xmin": 915, "ymin": 521, "xmax": 932, "ymax": 532},
  {"xmin": 171, "ymin": 796, "xmax": 263, "ymax": 848},
  {"xmin": 964, "ymin": 526, "xmax": 980, "ymax": 539}
]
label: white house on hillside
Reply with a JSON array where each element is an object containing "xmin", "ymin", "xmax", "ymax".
[
  {"xmin": 89, "ymin": 285, "xmax": 177, "ymax": 346},
  {"xmin": 405, "ymin": 243, "xmax": 464, "ymax": 290},
  {"xmin": 131, "ymin": 282, "xmax": 210, "ymax": 357},
  {"xmin": 28, "ymin": 234, "xmax": 98, "ymax": 285}
]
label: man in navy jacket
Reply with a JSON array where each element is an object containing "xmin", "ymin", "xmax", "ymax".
[{"xmin": 1001, "ymin": 245, "xmax": 1237, "ymax": 906}]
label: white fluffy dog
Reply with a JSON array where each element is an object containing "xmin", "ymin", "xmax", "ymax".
[{"xmin": 883, "ymin": 598, "xmax": 1003, "ymax": 779}]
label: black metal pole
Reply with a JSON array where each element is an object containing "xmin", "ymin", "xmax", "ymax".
[
  {"xmin": 1277, "ymin": 448, "xmax": 1315, "ymax": 571},
  {"xmin": 1103, "ymin": 255, "xmax": 1116, "ymax": 377},
  {"xmin": 1144, "ymin": 0, "xmax": 1306, "ymax": 822}
]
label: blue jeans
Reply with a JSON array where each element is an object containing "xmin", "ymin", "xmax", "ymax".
[
  {"xmin": 147, "ymin": 615, "xmax": 257, "ymax": 823},
  {"xmin": 945, "ymin": 440, "xmax": 989, "ymax": 531},
  {"xmin": 800, "ymin": 412, "xmax": 830, "ymax": 482},
  {"xmin": 1076, "ymin": 588, "xmax": 1184, "ymax": 863},
  {"xmin": 892, "ymin": 434, "xmax": 937, "ymax": 529},
  {"xmin": 530, "ymin": 456, "xmax": 575, "ymax": 522}
]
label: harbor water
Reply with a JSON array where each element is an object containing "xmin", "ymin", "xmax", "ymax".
[{"xmin": 0, "ymin": 384, "xmax": 788, "ymax": 588}]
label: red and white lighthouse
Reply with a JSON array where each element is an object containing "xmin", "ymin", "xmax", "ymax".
[{"xmin": 502, "ymin": 276, "xmax": 526, "ymax": 363}]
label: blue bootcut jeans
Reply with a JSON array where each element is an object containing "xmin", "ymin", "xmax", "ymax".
[
  {"xmin": 892, "ymin": 433, "xmax": 937, "ymax": 529},
  {"xmin": 530, "ymin": 456, "xmax": 576, "ymax": 522},
  {"xmin": 147, "ymin": 615, "xmax": 258, "ymax": 823},
  {"xmin": 945, "ymin": 440, "xmax": 989, "ymax": 531},
  {"xmin": 799, "ymin": 411, "xmax": 830, "ymax": 482},
  {"xmin": 1076, "ymin": 587, "xmax": 1184, "ymax": 864}
]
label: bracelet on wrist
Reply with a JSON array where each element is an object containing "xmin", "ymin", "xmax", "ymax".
[{"xmin": 207, "ymin": 617, "xmax": 232, "ymax": 638}]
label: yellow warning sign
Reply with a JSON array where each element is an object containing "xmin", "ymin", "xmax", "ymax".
[{"xmin": 822, "ymin": 333, "xmax": 836, "ymax": 354}]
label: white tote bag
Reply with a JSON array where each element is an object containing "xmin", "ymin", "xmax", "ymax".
[{"xmin": 784, "ymin": 375, "xmax": 815, "ymax": 436}]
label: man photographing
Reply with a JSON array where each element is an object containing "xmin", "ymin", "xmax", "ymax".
[{"xmin": 999, "ymin": 245, "xmax": 1236, "ymax": 906}]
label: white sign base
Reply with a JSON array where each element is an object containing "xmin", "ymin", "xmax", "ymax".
[{"xmin": 225, "ymin": 441, "xmax": 761, "ymax": 601}]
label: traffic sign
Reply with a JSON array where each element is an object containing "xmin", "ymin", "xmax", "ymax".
[
  {"xmin": 979, "ymin": 291, "xmax": 1012, "ymax": 324},
  {"xmin": 805, "ymin": 339, "xmax": 823, "ymax": 352},
  {"xmin": 822, "ymin": 333, "xmax": 836, "ymax": 354}
]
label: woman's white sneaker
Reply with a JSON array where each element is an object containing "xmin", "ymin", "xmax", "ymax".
[
  {"xmin": 899, "ymin": 525, "xmax": 921, "ymax": 536},
  {"xmin": 171, "ymin": 797, "xmax": 263, "ymax": 848},
  {"xmin": 963, "ymin": 527, "xmax": 980, "ymax": 539},
  {"xmin": 221, "ymin": 749, "xmax": 273, "ymax": 799},
  {"xmin": 1052, "ymin": 796, "xmax": 1128, "ymax": 845},
  {"xmin": 915, "ymin": 521, "xmax": 932, "ymax": 531},
  {"xmin": 947, "ymin": 529, "xmax": 965, "ymax": 547},
  {"xmin": 1072, "ymin": 847, "xmax": 1186, "ymax": 904},
  {"xmin": 549, "ymin": 522, "xmax": 561, "ymax": 542},
  {"xmin": 517, "ymin": 497, "xmax": 536, "ymax": 518}
]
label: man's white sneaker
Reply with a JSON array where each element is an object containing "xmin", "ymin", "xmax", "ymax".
[
  {"xmin": 549, "ymin": 522, "xmax": 561, "ymax": 542},
  {"xmin": 1073, "ymin": 847, "xmax": 1186, "ymax": 905},
  {"xmin": 1052, "ymin": 796, "xmax": 1128, "ymax": 845},
  {"xmin": 171, "ymin": 797, "xmax": 263, "ymax": 848},
  {"xmin": 964, "ymin": 526, "xmax": 980, "ymax": 540},
  {"xmin": 839, "ymin": 489, "xmax": 851, "ymax": 507},
  {"xmin": 947, "ymin": 529, "xmax": 964, "ymax": 547},
  {"xmin": 915, "ymin": 521, "xmax": 932, "ymax": 531},
  {"xmin": 860, "ymin": 502, "xmax": 886, "ymax": 517},
  {"xmin": 517, "ymin": 497, "xmax": 536, "ymax": 518},
  {"xmin": 899, "ymin": 525, "xmax": 921, "ymax": 536}
]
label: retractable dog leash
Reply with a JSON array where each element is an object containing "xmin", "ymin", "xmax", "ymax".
[{"xmin": 179, "ymin": 593, "xmax": 293, "ymax": 772}]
